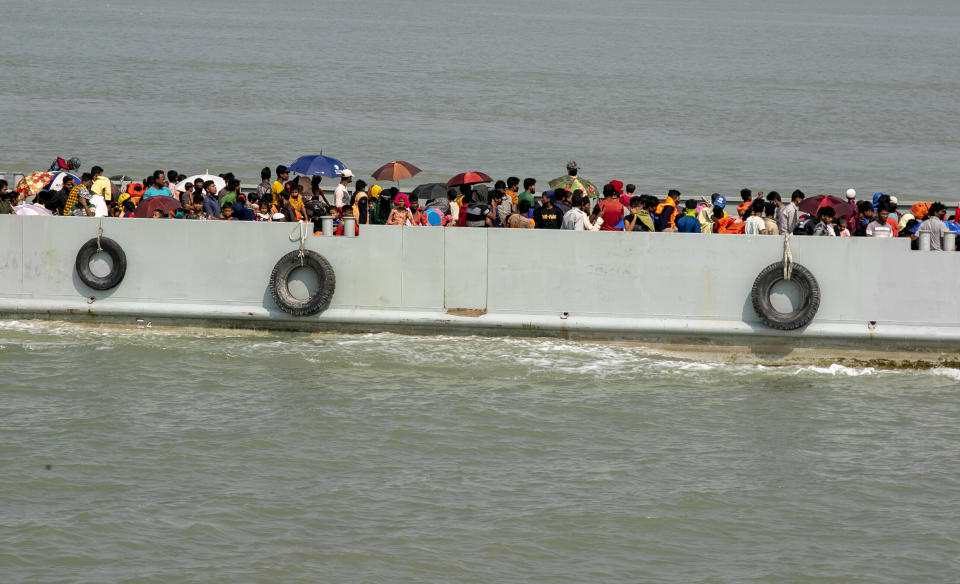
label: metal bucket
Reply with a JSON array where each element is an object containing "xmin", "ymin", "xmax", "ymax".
[
  {"xmin": 320, "ymin": 216, "xmax": 333, "ymax": 237},
  {"xmin": 918, "ymin": 232, "xmax": 931, "ymax": 251},
  {"xmin": 342, "ymin": 216, "xmax": 356, "ymax": 238},
  {"xmin": 943, "ymin": 232, "xmax": 956, "ymax": 252}
]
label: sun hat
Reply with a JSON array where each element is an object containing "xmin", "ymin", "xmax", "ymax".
[{"xmin": 846, "ymin": 188, "xmax": 856, "ymax": 199}]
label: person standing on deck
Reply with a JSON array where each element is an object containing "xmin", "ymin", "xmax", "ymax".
[
  {"xmin": 256, "ymin": 167, "xmax": 272, "ymax": 201},
  {"xmin": 272, "ymin": 165, "xmax": 289, "ymax": 207},
  {"xmin": 812, "ymin": 206, "xmax": 837, "ymax": 236},
  {"xmin": 90, "ymin": 166, "xmax": 113, "ymax": 203},
  {"xmin": 561, "ymin": 193, "xmax": 602, "ymax": 231},
  {"xmin": 142, "ymin": 170, "xmax": 172, "ymax": 200},
  {"xmin": 655, "ymin": 189, "xmax": 682, "ymax": 231},
  {"xmin": 916, "ymin": 202, "xmax": 949, "ymax": 250},
  {"xmin": 202, "ymin": 180, "xmax": 221, "ymax": 219},
  {"xmin": 763, "ymin": 202, "xmax": 779, "ymax": 235},
  {"xmin": 533, "ymin": 191, "xmax": 563, "ymax": 229},
  {"xmin": 675, "ymin": 200, "xmax": 702, "ymax": 233},
  {"xmin": 63, "ymin": 173, "xmax": 94, "ymax": 216},
  {"xmin": 596, "ymin": 184, "xmax": 625, "ymax": 231},
  {"xmin": 519, "ymin": 178, "xmax": 536, "ymax": 209},
  {"xmin": 778, "ymin": 190, "xmax": 804, "ymax": 235},
  {"xmin": 334, "ymin": 170, "xmax": 353, "ymax": 209}
]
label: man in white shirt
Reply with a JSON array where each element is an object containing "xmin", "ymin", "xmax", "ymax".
[
  {"xmin": 334, "ymin": 169, "xmax": 353, "ymax": 209},
  {"xmin": 561, "ymin": 193, "xmax": 602, "ymax": 231},
  {"xmin": 744, "ymin": 207, "xmax": 767, "ymax": 235}
]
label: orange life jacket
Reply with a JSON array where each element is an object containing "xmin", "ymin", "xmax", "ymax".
[
  {"xmin": 655, "ymin": 199, "xmax": 677, "ymax": 229},
  {"xmin": 716, "ymin": 217, "xmax": 745, "ymax": 234}
]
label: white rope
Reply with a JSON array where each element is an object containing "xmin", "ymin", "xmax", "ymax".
[
  {"xmin": 783, "ymin": 232, "xmax": 794, "ymax": 280},
  {"xmin": 96, "ymin": 218, "xmax": 103, "ymax": 252},
  {"xmin": 289, "ymin": 221, "xmax": 308, "ymax": 265}
]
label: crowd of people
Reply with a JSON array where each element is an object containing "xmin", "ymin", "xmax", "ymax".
[{"xmin": 1, "ymin": 160, "xmax": 956, "ymax": 250}]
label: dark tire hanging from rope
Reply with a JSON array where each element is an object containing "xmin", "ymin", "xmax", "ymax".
[
  {"xmin": 75, "ymin": 237, "xmax": 127, "ymax": 290},
  {"xmin": 268, "ymin": 250, "xmax": 336, "ymax": 316},
  {"xmin": 750, "ymin": 261, "xmax": 820, "ymax": 330}
]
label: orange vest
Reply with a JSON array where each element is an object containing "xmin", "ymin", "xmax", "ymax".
[
  {"xmin": 655, "ymin": 199, "xmax": 678, "ymax": 229},
  {"xmin": 716, "ymin": 217, "xmax": 745, "ymax": 234}
]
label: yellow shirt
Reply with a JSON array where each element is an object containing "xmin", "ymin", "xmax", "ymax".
[
  {"xmin": 91, "ymin": 176, "xmax": 113, "ymax": 201},
  {"xmin": 271, "ymin": 180, "xmax": 285, "ymax": 205}
]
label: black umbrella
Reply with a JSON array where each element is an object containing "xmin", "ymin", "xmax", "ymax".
[{"xmin": 411, "ymin": 182, "xmax": 447, "ymax": 202}]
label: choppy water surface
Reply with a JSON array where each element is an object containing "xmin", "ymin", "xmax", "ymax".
[{"xmin": 2, "ymin": 320, "xmax": 958, "ymax": 583}]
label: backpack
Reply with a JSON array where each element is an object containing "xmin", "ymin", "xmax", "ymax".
[{"xmin": 794, "ymin": 217, "xmax": 815, "ymax": 235}]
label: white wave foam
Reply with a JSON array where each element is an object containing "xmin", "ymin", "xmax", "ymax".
[
  {"xmin": 794, "ymin": 363, "xmax": 879, "ymax": 377},
  {"xmin": 930, "ymin": 367, "xmax": 960, "ymax": 381}
]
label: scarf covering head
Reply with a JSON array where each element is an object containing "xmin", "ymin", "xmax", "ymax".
[{"xmin": 369, "ymin": 184, "xmax": 383, "ymax": 199}]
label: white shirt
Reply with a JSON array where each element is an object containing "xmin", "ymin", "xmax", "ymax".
[
  {"xmin": 334, "ymin": 183, "xmax": 350, "ymax": 208},
  {"xmin": 90, "ymin": 194, "xmax": 109, "ymax": 217},
  {"xmin": 561, "ymin": 207, "xmax": 602, "ymax": 231},
  {"xmin": 744, "ymin": 215, "xmax": 766, "ymax": 235},
  {"xmin": 865, "ymin": 221, "xmax": 894, "ymax": 238}
]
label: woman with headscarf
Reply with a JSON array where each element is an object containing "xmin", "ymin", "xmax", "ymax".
[
  {"xmin": 372, "ymin": 190, "xmax": 392, "ymax": 225},
  {"xmin": 352, "ymin": 180, "xmax": 369, "ymax": 224}
]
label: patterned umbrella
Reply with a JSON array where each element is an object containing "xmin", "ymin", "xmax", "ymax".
[
  {"xmin": 371, "ymin": 161, "xmax": 421, "ymax": 184},
  {"xmin": 548, "ymin": 175, "xmax": 599, "ymax": 197},
  {"xmin": 15, "ymin": 171, "xmax": 54, "ymax": 197},
  {"xmin": 45, "ymin": 171, "xmax": 80, "ymax": 192}
]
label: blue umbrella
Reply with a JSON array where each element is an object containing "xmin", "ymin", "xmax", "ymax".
[{"xmin": 288, "ymin": 155, "xmax": 347, "ymax": 178}]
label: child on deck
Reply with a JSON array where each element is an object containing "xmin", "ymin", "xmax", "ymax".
[{"xmin": 334, "ymin": 205, "xmax": 360, "ymax": 236}]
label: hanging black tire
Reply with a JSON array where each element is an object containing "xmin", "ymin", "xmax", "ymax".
[
  {"xmin": 269, "ymin": 250, "xmax": 336, "ymax": 316},
  {"xmin": 750, "ymin": 261, "xmax": 820, "ymax": 330},
  {"xmin": 75, "ymin": 237, "xmax": 127, "ymax": 291}
]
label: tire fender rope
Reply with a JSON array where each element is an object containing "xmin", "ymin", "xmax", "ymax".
[
  {"xmin": 75, "ymin": 221, "xmax": 127, "ymax": 291},
  {"xmin": 750, "ymin": 236, "xmax": 820, "ymax": 331}
]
